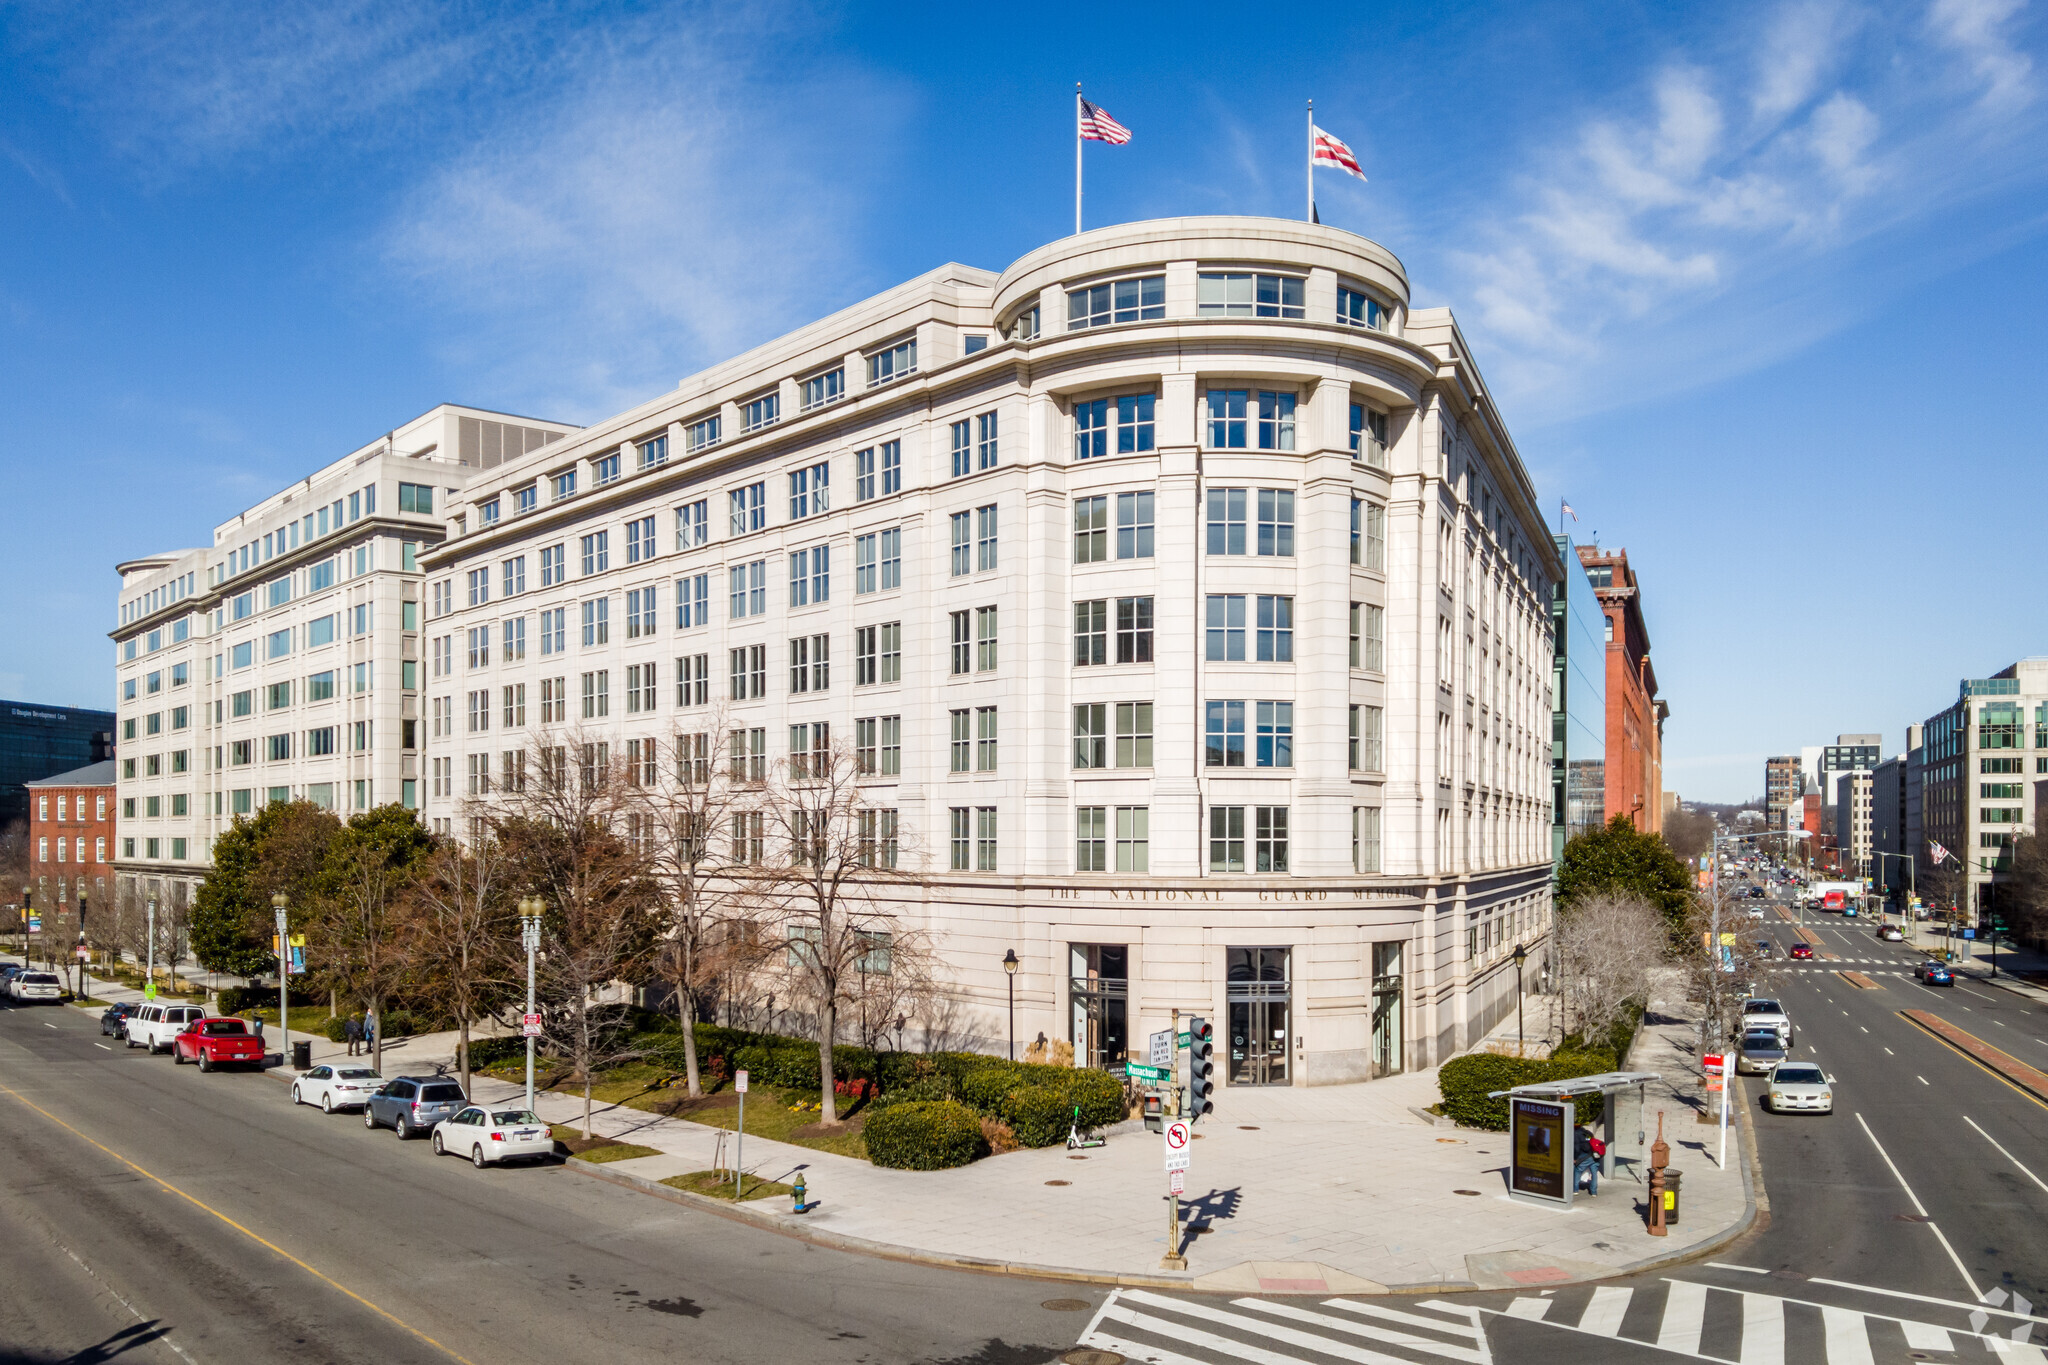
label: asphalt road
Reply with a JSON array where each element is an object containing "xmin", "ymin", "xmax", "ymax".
[{"xmin": 0, "ymin": 998, "xmax": 1092, "ymax": 1365}]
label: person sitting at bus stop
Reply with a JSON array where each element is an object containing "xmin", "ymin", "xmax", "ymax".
[{"xmin": 1574, "ymin": 1125, "xmax": 1606, "ymax": 1195}]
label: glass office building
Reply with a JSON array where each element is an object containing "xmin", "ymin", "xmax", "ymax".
[{"xmin": 1551, "ymin": 536, "xmax": 1606, "ymax": 864}]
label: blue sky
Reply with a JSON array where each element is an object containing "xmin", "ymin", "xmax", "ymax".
[{"xmin": 3, "ymin": 0, "xmax": 2043, "ymax": 802}]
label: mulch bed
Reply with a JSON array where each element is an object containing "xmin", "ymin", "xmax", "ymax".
[{"xmin": 790, "ymin": 1114, "xmax": 865, "ymax": 1142}]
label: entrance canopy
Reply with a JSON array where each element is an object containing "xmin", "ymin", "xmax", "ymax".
[{"xmin": 1486, "ymin": 1071, "xmax": 1659, "ymax": 1101}]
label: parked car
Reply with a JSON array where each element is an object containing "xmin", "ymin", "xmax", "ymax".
[
  {"xmin": 1789, "ymin": 943, "xmax": 1814, "ymax": 960},
  {"xmin": 1737, "ymin": 1028, "xmax": 1788, "ymax": 1075},
  {"xmin": 292, "ymin": 1065, "xmax": 383, "ymax": 1113},
  {"xmin": 125, "ymin": 1003, "xmax": 207, "ymax": 1053},
  {"xmin": 1917, "ymin": 961, "xmax": 1956, "ymax": 987},
  {"xmin": 431, "ymin": 1106, "xmax": 553, "ymax": 1167},
  {"xmin": 364, "ymin": 1076, "xmax": 469, "ymax": 1139},
  {"xmin": 6, "ymin": 971, "xmax": 64, "ymax": 1004},
  {"xmin": 0, "ymin": 964, "xmax": 24, "ymax": 992},
  {"xmin": 100, "ymin": 1001, "xmax": 141, "ymax": 1036},
  {"xmin": 1740, "ymin": 997, "xmax": 1793, "ymax": 1048},
  {"xmin": 1764, "ymin": 1061, "xmax": 1835, "ymax": 1114},
  {"xmin": 172, "ymin": 1017, "xmax": 267, "ymax": 1072}
]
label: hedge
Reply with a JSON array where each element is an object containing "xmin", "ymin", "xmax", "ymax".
[
  {"xmin": 1436, "ymin": 1049, "xmax": 1618, "ymax": 1130},
  {"xmin": 863, "ymin": 1100, "xmax": 987, "ymax": 1169}
]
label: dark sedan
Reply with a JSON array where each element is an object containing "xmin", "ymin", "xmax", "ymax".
[
  {"xmin": 1917, "ymin": 961, "xmax": 1956, "ymax": 987},
  {"xmin": 100, "ymin": 1001, "xmax": 141, "ymax": 1037}
]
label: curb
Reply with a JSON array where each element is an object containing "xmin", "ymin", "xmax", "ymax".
[{"xmin": 1611, "ymin": 1073, "xmax": 1763, "ymax": 1279}]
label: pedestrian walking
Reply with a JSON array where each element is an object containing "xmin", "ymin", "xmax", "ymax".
[
  {"xmin": 364, "ymin": 1013, "xmax": 376, "ymax": 1051},
  {"xmin": 344, "ymin": 1014, "xmax": 363, "ymax": 1056}
]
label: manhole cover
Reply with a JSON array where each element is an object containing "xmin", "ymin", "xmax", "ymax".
[
  {"xmin": 1067, "ymin": 1154, "xmax": 1089, "ymax": 1160},
  {"xmin": 1062, "ymin": 1351, "xmax": 1125, "ymax": 1365},
  {"xmin": 1436, "ymin": 1138, "xmax": 1467, "ymax": 1144},
  {"xmin": 1239, "ymin": 1125, "xmax": 1261, "ymax": 1130},
  {"xmin": 1454, "ymin": 1189, "xmax": 1483, "ymax": 1196},
  {"xmin": 1041, "ymin": 1298, "xmax": 1092, "ymax": 1311},
  {"xmin": 1045, "ymin": 1179, "xmax": 1071, "ymax": 1186},
  {"xmin": 1191, "ymin": 1133, "xmax": 1204, "ymax": 1139}
]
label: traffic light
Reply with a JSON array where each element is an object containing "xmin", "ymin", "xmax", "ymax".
[{"xmin": 1186, "ymin": 1016, "xmax": 1215, "ymax": 1120}]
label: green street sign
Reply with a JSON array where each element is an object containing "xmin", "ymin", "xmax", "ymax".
[
  {"xmin": 1176, "ymin": 1032, "xmax": 1190, "ymax": 1046},
  {"xmin": 1125, "ymin": 1062, "xmax": 1172, "ymax": 1081}
]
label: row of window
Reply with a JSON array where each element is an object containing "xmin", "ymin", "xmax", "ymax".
[
  {"xmin": 33, "ymin": 795, "xmax": 108, "ymax": 822},
  {"xmin": 215, "ymin": 480, "xmax": 395, "ymax": 587},
  {"xmin": 119, "ymin": 613, "xmax": 192, "ymax": 660},
  {"xmin": 1061, "ymin": 272, "xmax": 1393, "ymax": 335},
  {"xmin": 37, "ymin": 836, "xmax": 108, "ymax": 863}
]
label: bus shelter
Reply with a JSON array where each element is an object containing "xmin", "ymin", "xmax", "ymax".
[{"xmin": 1489, "ymin": 1071, "xmax": 1658, "ymax": 1208}]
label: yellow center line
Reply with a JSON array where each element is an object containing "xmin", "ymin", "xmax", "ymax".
[
  {"xmin": 0, "ymin": 1084, "xmax": 478, "ymax": 1365},
  {"xmin": 1892, "ymin": 1015, "xmax": 2048, "ymax": 1114}
]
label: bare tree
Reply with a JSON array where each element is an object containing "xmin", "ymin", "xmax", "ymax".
[
  {"xmin": 405, "ymin": 831, "xmax": 517, "ymax": 1095},
  {"xmin": 1554, "ymin": 890, "xmax": 1669, "ymax": 1051},
  {"xmin": 311, "ymin": 809, "xmax": 432, "ymax": 1072},
  {"xmin": 1681, "ymin": 885, "xmax": 1781, "ymax": 1055},
  {"xmin": 757, "ymin": 740, "xmax": 927, "ymax": 1127},
  {"xmin": 2004, "ymin": 831, "xmax": 2048, "ymax": 949},
  {"xmin": 490, "ymin": 732, "xmax": 663, "ymax": 1137}
]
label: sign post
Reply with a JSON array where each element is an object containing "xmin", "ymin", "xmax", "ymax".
[
  {"xmin": 734, "ymin": 1069, "xmax": 749, "ymax": 1199},
  {"xmin": 1509, "ymin": 1097, "xmax": 1573, "ymax": 1207},
  {"xmin": 1162, "ymin": 1118, "xmax": 1191, "ymax": 1269}
]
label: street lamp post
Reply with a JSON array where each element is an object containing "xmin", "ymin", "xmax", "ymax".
[
  {"xmin": 272, "ymin": 893, "xmax": 291, "ymax": 1071},
  {"xmin": 75, "ymin": 895, "xmax": 88, "ymax": 1000},
  {"xmin": 1512, "ymin": 944, "xmax": 1527, "ymax": 1054},
  {"xmin": 1002, "ymin": 949, "xmax": 1020, "ymax": 1061},
  {"xmin": 145, "ymin": 896, "xmax": 156, "ymax": 996},
  {"xmin": 519, "ymin": 895, "xmax": 544, "ymax": 1113},
  {"xmin": 21, "ymin": 886, "xmax": 32, "ymax": 967}
]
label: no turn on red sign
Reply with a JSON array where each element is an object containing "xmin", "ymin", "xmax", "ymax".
[{"xmin": 1163, "ymin": 1119, "xmax": 1191, "ymax": 1172}]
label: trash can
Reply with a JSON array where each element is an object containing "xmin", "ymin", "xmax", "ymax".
[
  {"xmin": 1662, "ymin": 1169, "xmax": 1683, "ymax": 1226},
  {"xmin": 292, "ymin": 1040, "xmax": 312, "ymax": 1071}
]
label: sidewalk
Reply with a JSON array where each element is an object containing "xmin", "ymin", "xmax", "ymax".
[
  {"xmin": 1902, "ymin": 924, "xmax": 2048, "ymax": 1005},
  {"xmin": 22, "ymin": 950, "xmax": 1754, "ymax": 1292}
]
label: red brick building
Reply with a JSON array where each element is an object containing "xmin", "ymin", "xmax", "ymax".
[
  {"xmin": 25, "ymin": 760, "xmax": 117, "ymax": 955},
  {"xmin": 1575, "ymin": 546, "xmax": 1667, "ymax": 834}
]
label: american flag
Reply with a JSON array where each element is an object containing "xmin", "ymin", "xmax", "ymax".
[
  {"xmin": 1312, "ymin": 125, "xmax": 1366, "ymax": 180},
  {"xmin": 1930, "ymin": 840, "xmax": 1951, "ymax": 865},
  {"xmin": 1079, "ymin": 99, "xmax": 1131, "ymax": 145}
]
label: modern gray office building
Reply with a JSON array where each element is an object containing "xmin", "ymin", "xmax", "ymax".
[{"xmin": 1551, "ymin": 534, "xmax": 1605, "ymax": 863}]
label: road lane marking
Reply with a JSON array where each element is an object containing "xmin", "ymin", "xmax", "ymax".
[
  {"xmin": 1919, "ymin": 1076, "xmax": 1929, "ymax": 1085},
  {"xmin": 1823, "ymin": 1305, "xmax": 1876, "ymax": 1365},
  {"xmin": 93, "ymin": 1043, "xmax": 110, "ymax": 1051},
  {"xmin": 1578, "ymin": 1285, "xmax": 1633, "ymax": 1335},
  {"xmin": 1963, "ymin": 1116, "xmax": 2048, "ymax": 1193},
  {"xmin": 1884, "ymin": 1048, "xmax": 1894, "ymax": 1055},
  {"xmin": 1807, "ymin": 1277, "xmax": 2048, "ymax": 1325},
  {"xmin": 57, "ymin": 1241, "xmax": 200, "ymax": 1365},
  {"xmin": 1853, "ymin": 1112, "xmax": 1979, "ymax": 1300},
  {"xmin": 1707, "ymin": 1263, "xmax": 1771, "ymax": 1275},
  {"xmin": 1743, "ymin": 1290, "xmax": 1787, "ymax": 1365},
  {"xmin": 44, "ymin": 1022, "xmax": 55, "ymax": 1028},
  {"xmin": 1861, "ymin": 1027, "xmax": 1869, "ymax": 1033},
  {"xmin": 0, "ymin": 1084, "xmax": 479, "ymax": 1365},
  {"xmin": 1659, "ymin": 1281, "xmax": 1707, "ymax": 1355}
]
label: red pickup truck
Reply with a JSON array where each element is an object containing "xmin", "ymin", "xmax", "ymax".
[{"xmin": 173, "ymin": 1018, "xmax": 267, "ymax": 1072}]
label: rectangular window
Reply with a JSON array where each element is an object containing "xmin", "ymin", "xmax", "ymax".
[
  {"xmin": 626, "ymin": 515, "xmax": 656, "ymax": 565},
  {"xmin": 1074, "ymin": 495, "xmax": 1108, "ymax": 563},
  {"xmin": 976, "ymin": 504, "xmax": 998, "ymax": 571},
  {"xmin": 1350, "ymin": 402, "xmax": 1390, "ymax": 468},
  {"xmin": 1348, "ymin": 707, "xmax": 1377, "ymax": 771},
  {"xmin": 502, "ymin": 615, "xmax": 526, "ymax": 661},
  {"xmin": 1361, "ymin": 499, "xmax": 1387, "ymax": 571},
  {"xmin": 266, "ymin": 733, "xmax": 291, "ymax": 762},
  {"xmin": 515, "ymin": 485, "xmax": 538, "ymax": 516},
  {"xmin": 1206, "ymin": 487, "xmax": 1247, "ymax": 553},
  {"xmin": 675, "ymin": 653, "xmax": 710, "ymax": 706},
  {"xmin": 467, "ymin": 625, "xmax": 489, "ymax": 669},
  {"xmin": 976, "ymin": 411, "xmax": 999, "ymax": 470},
  {"xmin": 976, "ymin": 705, "xmax": 998, "ymax": 771},
  {"xmin": 478, "ymin": 498, "xmax": 501, "ymax": 527},
  {"xmin": 976, "ymin": 807, "xmax": 998, "ymax": 871},
  {"xmin": 268, "ymin": 576, "xmax": 292, "ymax": 609},
  {"xmin": 950, "ymin": 709, "xmax": 971, "ymax": 773},
  {"xmin": 687, "ymin": 415, "xmax": 720, "ymax": 452},
  {"xmin": 1116, "ymin": 491, "xmax": 1154, "ymax": 559},
  {"xmin": 580, "ymin": 670, "xmax": 609, "ymax": 719},
  {"xmin": 1077, "ymin": 806, "xmax": 1107, "ymax": 872},
  {"xmin": 1205, "ymin": 700, "xmax": 1246, "ymax": 768},
  {"xmin": 743, "ymin": 391, "xmax": 780, "ymax": 432},
  {"xmin": 729, "ymin": 560, "xmax": 767, "ymax": 618},
  {"xmin": 1117, "ymin": 596, "xmax": 1153, "ymax": 663},
  {"xmin": 308, "ymin": 725, "xmax": 336, "ymax": 756},
  {"xmin": 1209, "ymin": 806, "xmax": 1245, "ymax": 872},
  {"xmin": 729, "ymin": 645, "xmax": 767, "ymax": 700},
  {"xmin": 540, "ymin": 607, "xmax": 565, "ymax": 655},
  {"xmin": 949, "ymin": 807, "xmax": 971, "ymax": 870},
  {"xmin": 625, "ymin": 663, "xmax": 656, "ymax": 713},
  {"xmin": 503, "ymin": 682, "xmax": 527, "ymax": 729},
  {"xmin": 855, "ymin": 447, "xmax": 877, "ymax": 502},
  {"xmin": 1257, "ymin": 489, "xmax": 1295, "ymax": 555},
  {"xmin": 674, "ymin": 499, "xmax": 708, "ymax": 550},
  {"xmin": 1256, "ymin": 701, "xmax": 1294, "ymax": 768},
  {"xmin": 1206, "ymin": 595, "xmax": 1245, "ymax": 661},
  {"xmin": 1067, "ymin": 275, "xmax": 1164, "ymax": 329},
  {"xmin": 540, "ymin": 544, "xmax": 565, "ymax": 587},
  {"xmin": 1257, "ymin": 391, "xmax": 1297, "ymax": 451},
  {"xmin": 468, "ymin": 690, "xmax": 490, "ymax": 733},
  {"xmin": 1338, "ymin": 286, "xmax": 1386, "ymax": 331},
  {"xmin": 797, "ymin": 544, "xmax": 829, "ymax": 606},
  {"xmin": 398, "ymin": 482, "xmax": 434, "ymax": 514},
  {"xmin": 1074, "ymin": 398, "xmax": 1109, "ymax": 461},
  {"xmin": 788, "ymin": 721, "xmax": 829, "ymax": 780},
  {"xmin": 855, "ymin": 533, "xmax": 878, "ymax": 594},
  {"xmin": 1115, "ymin": 806, "xmax": 1149, "ymax": 872},
  {"xmin": 1254, "ymin": 806, "xmax": 1290, "ymax": 872},
  {"xmin": 949, "ymin": 511, "xmax": 971, "ymax": 576},
  {"xmin": 1116, "ymin": 701, "xmax": 1153, "ymax": 768},
  {"xmin": 1197, "ymin": 272, "xmax": 1304, "ymax": 318},
  {"xmin": 580, "ymin": 598, "xmax": 609, "ymax": 646},
  {"xmin": 950, "ymin": 610, "xmax": 971, "ymax": 675},
  {"xmin": 580, "ymin": 531, "xmax": 609, "ymax": 576},
  {"xmin": 1073, "ymin": 704, "xmax": 1107, "ymax": 769},
  {"xmin": 637, "ymin": 434, "xmax": 668, "ymax": 469},
  {"xmin": 855, "ymin": 715, "xmax": 902, "ymax": 777},
  {"xmin": 729, "ymin": 482, "xmax": 765, "ymax": 536},
  {"xmin": 171, "ymin": 704, "xmax": 189, "ymax": 730},
  {"xmin": 593, "ymin": 452, "xmax": 621, "ymax": 486},
  {"xmin": 976, "ymin": 606, "xmax": 998, "ymax": 672},
  {"xmin": 1074, "ymin": 600, "xmax": 1107, "ymax": 666},
  {"xmin": 789, "ymin": 462, "xmax": 828, "ymax": 519},
  {"xmin": 1256, "ymin": 595, "xmax": 1293, "ymax": 662},
  {"xmin": 675, "ymin": 573, "xmax": 709, "ymax": 629},
  {"xmin": 1353, "ymin": 806, "xmax": 1381, "ymax": 873},
  {"xmin": 788, "ymin": 634, "xmax": 829, "ymax": 693},
  {"xmin": 308, "ymin": 560, "xmax": 335, "ymax": 592},
  {"xmin": 503, "ymin": 556, "xmax": 526, "ymax": 597},
  {"xmin": 267, "ymin": 680, "xmax": 291, "ymax": 710},
  {"xmin": 1206, "ymin": 389, "xmax": 1247, "ymax": 448},
  {"xmin": 950, "ymin": 419, "xmax": 971, "ymax": 479},
  {"xmin": 266, "ymin": 629, "xmax": 291, "ymax": 660},
  {"xmin": 802, "ymin": 367, "xmax": 844, "ymax": 411},
  {"xmin": 232, "ymin": 689, "xmax": 253, "ymax": 717},
  {"xmin": 866, "ymin": 339, "xmax": 916, "ymax": 386}
]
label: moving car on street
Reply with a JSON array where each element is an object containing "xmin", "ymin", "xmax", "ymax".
[
  {"xmin": 172, "ymin": 1017, "xmax": 267, "ymax": 1071},
  {"xmin": 364, "ymin": 1076, "xmax": 469, "ymax": 1139},
  {"xmin": 1738, "ymin": 1028, "xmax": 1789, "ymax": 1075},
  {"xmin": 1740, "ymin": 997, "xmax": 1794, "ymax": 1048},
  {"xmin": 1878, "ymin": 925, "xmax": 1904, "ymax": 941},
  {"xmin": 1917, "ymin": 960, "xmax": 1956, "ymax": 986},
  {"xmin": 431, "ymin": 1107, "xmax": 553, "ymax": 1167},
  {"xmin": 6, "ymin": 971, "xmax": 64, "ymax": 1004},
  {"xmin": 1789, "ymin": 943, "xmax": 1814, "ymax": 960},
  {"xmin": 1764, "ymin": 1061, "xmax": 1835, "ymax": 1114},
  {"xmin": 293, "ymin": 1065, "xmax": 383, "ymax": 1113}
]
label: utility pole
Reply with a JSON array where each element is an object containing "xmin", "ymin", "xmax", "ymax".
[
  {"xmin": 519, "ymin": 895, "xmax": 544, "ymax": 1112},
  {"xmin": 272, "ymin": 893, "xmax": 291, "ymax": 1070}
]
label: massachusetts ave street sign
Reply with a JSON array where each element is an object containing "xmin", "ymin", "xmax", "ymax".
[{"xmin": 1125, "ymin": 1061, "xmax": 1171, "ymax": 1081}]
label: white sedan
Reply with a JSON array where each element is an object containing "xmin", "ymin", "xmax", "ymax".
[
  {"xmin": 1764, "ymin": 1062, "xmax": 1835, "ymax": 1114},
  {"xmin": 291, "ymin": 1064, "xmax": 383, "ymax": 1113},
  {"xmin": 432, "ymin": 1106, "xmax": 554, "ymax": 1167}
]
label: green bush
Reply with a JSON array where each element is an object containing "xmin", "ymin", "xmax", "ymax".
[
  {"xmin": 322, "ymin": 1017, "xmax": 351, "ymax": 1043},
  {"xmin": 868, "ymin": 1074, "xmax": 954, "ymax": 1112},
  {"xmin": 1437, "ymin": 1049, "xmax": 1618, "ymax": 1130},
  {"xmin": 467, "ymin": 1036, "xmax": 526, "ymax": 1069},
  {"xmin": 863, "ymin": 1100, "xmax": 987, "ymax": 1170}
]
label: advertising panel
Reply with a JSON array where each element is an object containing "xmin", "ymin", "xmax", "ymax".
[{"xmin": 1510, "ymin": 1097, "xmax": 1573, "ymax": 1205}]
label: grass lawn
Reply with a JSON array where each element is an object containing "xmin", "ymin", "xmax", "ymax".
[
  {"xmin": 571, "ymin": 1143, "xmax": 663, "ymax": 1164},
  {"xmin": 661, "ymin": 1169, "xmax": 793, "ymax": 1203}
]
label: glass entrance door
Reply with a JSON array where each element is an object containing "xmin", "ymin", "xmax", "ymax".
[
  {"xmin": 1069, "ymin": 944, "xmax": 1129, "ymax": 1070},
  {"xmin": 1226, "ymin": 946, "xmax": 1291, "ymax": 1086},
  {"xmin": 1371, "ymin": 941, "xmax": 1403, "ymax": 1079}
]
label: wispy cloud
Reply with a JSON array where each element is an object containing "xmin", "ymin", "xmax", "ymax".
[
  {"xmin": 1443, "ymin": 0, "xmax": 2045, "ymax": 422},
  {"xmin": 379, "ymin": 9, "xmax": 897, "ymax": 419}
]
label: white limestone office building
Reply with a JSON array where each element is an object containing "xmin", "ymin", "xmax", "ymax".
[
  {"xmin": 419, "ymin": 218, "xmax": 1561, "ymax": 1084},
  {"xmin": 109, "ymin": 405, "xmax": 579, "ymax": 930}
]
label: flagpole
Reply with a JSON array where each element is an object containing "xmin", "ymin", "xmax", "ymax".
[
  {"xmin": 1075, "ymin": 84, "xmax": 1084, "ymax": 236},
  {"xmin": 1306, "ymin": 99, "xmax": 1315, "ymax": 223}
]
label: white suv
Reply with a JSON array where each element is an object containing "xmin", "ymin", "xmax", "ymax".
[
  {"xmin": 5, "ymin": 971, "xmax": 63, "ymax": 1004},
  {"xmin": 126, "ymin": 1003, "xmax": 207, "ymax": 1053}
]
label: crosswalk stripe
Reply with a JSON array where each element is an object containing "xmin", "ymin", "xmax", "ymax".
[
  {"xmin": 1822, "ymin": 1306, "xmax": 1875, "ymax": 1365},
  {"xmin": 1660, "ymin": 1281, "xmax": 1707, "ymax": 1355},
  {"xmin": 1115, "ymin": 1291, "xmax": 1413, "ymax": 1365},
  {"xmin": 1740, "ymin": 1289, "xmax": 1785, "ymax": 1365},
  {"xmin": 1084, "ymin": 1328, "xmax": 1221, "ymax": 1365},
  {"xmin": 1327, "ymin": 1301, "xmax": 1487, "ymax": 1344},
  {"xmin": 1902, "ymin": 1321, "xmax": 1952, "ymax": 1351},
  {"xmin": 1989, "ymin": 1341, "xmax": 2048, "ymax": 1364},
  {"xmin": 1096, "ymin": 1300, "xmax": 1323, "ymax": 1365},
  {"xmin": 1577, "ymin": 1286, "xmax": 1632, "ymax": 1336},
  {"xmin": 1504, "ymin": 1298, "xmax": 1551, "ymax": 1321},
  {"xmin": 1234, "ymin": 1299, "xmax": 1489, "ymax": 1364}
]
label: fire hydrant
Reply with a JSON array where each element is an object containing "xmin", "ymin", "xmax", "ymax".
[{"xmin": 792, "ymin": 1173, "xmax": 807, "ymax": 1214}]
